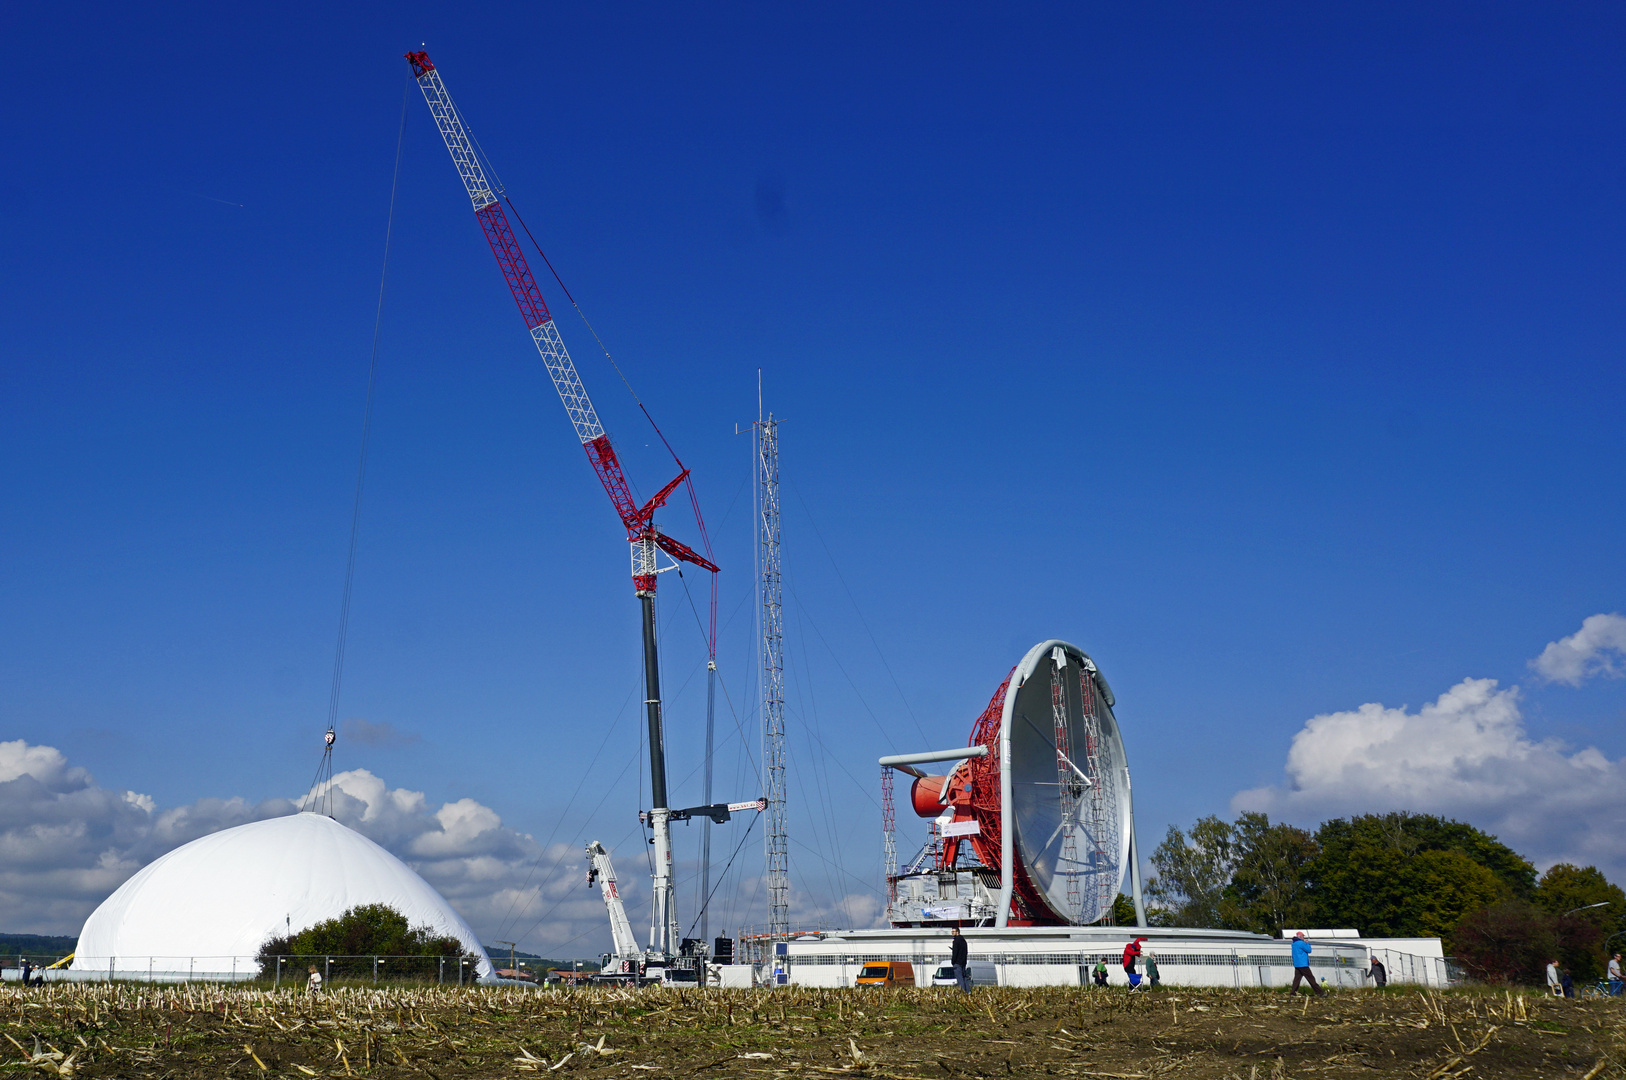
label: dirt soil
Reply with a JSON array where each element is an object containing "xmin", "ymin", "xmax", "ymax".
[{"xmin": 3, "ymin": 982, "xmax": 1622, "ymax": 1079}]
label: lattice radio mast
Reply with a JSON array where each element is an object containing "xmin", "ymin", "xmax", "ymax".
[
  {"xmin": 881, "ymin": 768, "xmax": 898, "ymax": 904},
  {"xmin": 755, "ymin": 390, "xmax": 789, "ymax": 945}
]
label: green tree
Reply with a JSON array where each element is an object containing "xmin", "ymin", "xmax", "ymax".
[
  {"xmin": 1307, "ymin": 812, "xmax": 1528, "ymax": 946},
  {"xmin": 1405, "ymin": 850, "xmax": 1504, "ymax": 941},
  {"xmin": 1221, "ymin": 812, "xmax": 1318, "ymax": 937},
  {"xmin": 1146, "ymin": 816, "xmax": 1237, "ymax": 928},
  {"xmin": 1108, "ymin": 892, "xmax": 1141, "ymax": 926},
  {"xmin": 1532, "ymin": 863, "xmax": 1624, "ymax": 930},
  {"xmin": 1530, "ymin": 863, "xmax": 1625, "ymax": 979},
  {"xmin": 256, "ymin": 904, "xmax": 475, "ymax": 978}
]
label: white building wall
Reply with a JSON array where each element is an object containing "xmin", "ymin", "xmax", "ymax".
[{"xmin": 783, "ymin": 929, "xmax": 1372, "ymax": 990}]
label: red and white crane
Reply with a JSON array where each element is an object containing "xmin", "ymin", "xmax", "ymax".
[{"xmin": 406, "ymin": 49, "xmax": 729, "ymax": 967}]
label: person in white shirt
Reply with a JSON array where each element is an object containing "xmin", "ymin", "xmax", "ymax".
[
  {"xmin": 1546, "ymin": 959, "xmax": 1562, "ymax": 996},
  {"xmin": 307, "ymin": 965, "xmax": 323, "ymax": 995},
  {"xmin": 1608, "ymin": 953, "xmax": 1623, "ymax": 996}
]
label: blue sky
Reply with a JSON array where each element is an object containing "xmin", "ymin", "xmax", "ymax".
[{"xmin": 4, "ymin": 1, "xmax": 1625, "ymax": 951}]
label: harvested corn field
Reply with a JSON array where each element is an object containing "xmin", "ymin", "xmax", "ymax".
[{"xmin": 2, "ymin": 983, "xmax": 1621, "ymax": 1079}]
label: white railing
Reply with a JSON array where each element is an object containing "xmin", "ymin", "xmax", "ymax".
[{"xmin": 1366, "ymin": 948, "xmax": 1454, "ymax": 988}]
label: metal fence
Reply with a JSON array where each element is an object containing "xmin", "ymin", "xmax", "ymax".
[
  {"xmin": 1367, "ymin": 948, "xmax": 1461, "ymax": 988},
  {"xmin": 3, "ymin": 955, "xmax": 485, "ymax": 986}
]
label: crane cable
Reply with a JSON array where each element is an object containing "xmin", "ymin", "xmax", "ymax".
[
  {"xmin": 501, "ymin": 193, "xmax": 720, "ymax": 599},
  {"xmin": 685, "ymin": 812, "xmax": 760, "ymax": 938},
  {"xmin": 321, "ymin": 75, "xmax": 411, "ymax": 757}
]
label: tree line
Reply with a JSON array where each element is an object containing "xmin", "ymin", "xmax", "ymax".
[{"xmin": 1141, "ymin": 810, "xmax": 1625, "ymax": 984}]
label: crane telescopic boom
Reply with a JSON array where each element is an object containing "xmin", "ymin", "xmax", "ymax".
[
  {"xmin": 406, "ymin": 49, "xmax": 719, "ymax": 963},
  {"xmin": 585, "ymin": 841, "xmax": 644, "ymax": 975}
]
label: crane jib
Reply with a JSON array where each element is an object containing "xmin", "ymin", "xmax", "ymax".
[{"xmin": 406, "ymin": 48, "xmax": 718, "ymax": 586}]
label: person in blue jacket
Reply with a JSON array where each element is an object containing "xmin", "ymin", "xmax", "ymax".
[{"xmin": 1290, "ymin": 932, "xmax": 1323, "ymax": 996}]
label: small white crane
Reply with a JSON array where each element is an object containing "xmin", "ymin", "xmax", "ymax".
[{"xmin": 584, "ymin": 841, "xmax": 648, "ymax": 982}]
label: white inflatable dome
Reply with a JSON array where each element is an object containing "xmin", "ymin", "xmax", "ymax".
[{"xmin": 72, "ymin": 812, "xmax": 492, "ymax": 978}]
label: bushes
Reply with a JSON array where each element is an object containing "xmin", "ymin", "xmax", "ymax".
[{"xmin": 256, "ymin": 904, "xmax": 476, "ymax": 979}]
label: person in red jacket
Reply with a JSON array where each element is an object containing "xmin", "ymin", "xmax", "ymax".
[{"xmin": 1122, "ymin": 936, "xmax": 1149, "ymax": 990}]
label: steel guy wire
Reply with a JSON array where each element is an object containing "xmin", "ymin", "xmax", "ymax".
[{"xmin": 325, "ymin": 75, "xmax": 411, "ymax": 736}]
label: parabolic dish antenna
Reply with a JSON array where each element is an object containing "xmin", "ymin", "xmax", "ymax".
[
  {"xmin": 881, "ymin": 639, "xmax": 1138, "ymax": 927},
  {"xmin": 1002, "ymin": 641, "xmax": 1131, "ymax": 925}
]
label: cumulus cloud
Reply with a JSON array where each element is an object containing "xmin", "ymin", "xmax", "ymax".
[
  {"xmin": 1, "ymin": 741, "xmax": 888, "ymax": 956},
  {"xmin": 0, "ymin": 743, "xmax": 610, "ymax": 955},
  {"xmin": 1529, "ymin": 613, "xmax": 1626, "ymax": 686},
  {"xmin": 0, "ymin": 739, "xmax": 290, "ymax": 939},
  {"xmin": 1234, "ymin": 678, "xmax": 1626, "ymax": 879}
]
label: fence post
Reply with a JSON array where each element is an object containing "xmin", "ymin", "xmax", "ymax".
[
  {"xmin": 325, "ymin": 956, "xmax": 330, "ymax": 988},
  {"xmin": 438, "ymin": 956, "xmax": 444, "ymax": 985},
  {"xmin": 373, "ymin": 956, "xmax": 378, "ymax": 984},
  {"xmin": 274, "ymin": 957, "xmax": 281, "ymax": 990}
]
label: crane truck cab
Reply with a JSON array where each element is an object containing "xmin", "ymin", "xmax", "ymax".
[{"xmin": 855, "ymin": 961, "xmax": 915, "ymax": 988}]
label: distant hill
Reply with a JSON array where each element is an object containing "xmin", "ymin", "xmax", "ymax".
[
  {"xmin": 0, "ymin": 934, "xmax": 76, "ymax": 956},
  {"xmin": 482, "ymin": 947, "xmax": 599, "ymax": 972}
]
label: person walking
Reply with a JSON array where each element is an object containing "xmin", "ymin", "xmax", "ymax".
[
  {"xmin": 949, "ymin": 927, "xmax": 970, "ymax": 992},
  {"xmin": 1145, "ymin": 951, "xmax": 1161, "ymax": 989},
  {"xmin": 1290, "ymin": 932, "xmax": 1324, "ymax": 996},
  {"xmin": 307, "ymin": 964, "xmax": 323, "ymax": 995},
  {"xmin": 1123, "ymin": 936, "xmax": 1149, "ymax": 990},
  {"xmin": 1365, "ymin": 955, "xmax": 1387, "ymax": 988},
  {"xmin": 18, "ymin": 960, "xmax": 31, "ymax": 988},
  {"xmin": 1546, "ymin": 959, "xmax": 1562, "ymax": 996},
  {"xmin": 1607, "ymin": 953, "xmax": 1623, "ymax": 997},
  {"xmin": 1092, "ymin": 960, "xmax": 1109, "ymax": 987}
]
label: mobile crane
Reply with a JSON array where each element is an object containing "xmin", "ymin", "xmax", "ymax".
[
  {"xmin": 406, "ymin": 49, "xmax": 766, "ymax": 972},
  {"xmin": 584, "ymin": 841, "xmax": 650, "ymax": 983},
  {"xmin": 586, "ymin": 795, "xmax": 765, "ymax": 984}
]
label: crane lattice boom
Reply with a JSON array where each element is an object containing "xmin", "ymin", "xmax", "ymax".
[{"xmin": 405, "ymin": 50, "xmax": 717, "ymax": 592}]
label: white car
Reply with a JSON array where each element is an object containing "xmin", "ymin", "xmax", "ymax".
[{"xmin": 929, "ymin": 962, "xmax": 998, "ymax": 988}]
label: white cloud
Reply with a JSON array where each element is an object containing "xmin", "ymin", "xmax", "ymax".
[
  {"xmin": 1234, "ymin": 677, "xmax": 1626, "ymax": 879},
  {"xmin": 0, "ymin": 745, "xmax": 609, "ymax": 955},
  {"xmin": 0, "ymin": 740, "xmax": 82, "ymax": 785},
  {"xmin": 1529, "ymin": 613, "xmax": 1626, "ymax": 686},
  {"xmin": 0, "ymin": 742, "xmax": 887, "ymax": 957}
]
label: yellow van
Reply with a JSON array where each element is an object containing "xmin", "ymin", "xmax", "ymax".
[{"xmin": 855, "ymin": 961, "xmax": 914, "ymax": 988}]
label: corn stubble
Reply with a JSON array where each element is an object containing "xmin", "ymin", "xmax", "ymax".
[{"xmin": 1, "ymin": 982, "xmax": 1620, "ymax": 1078}]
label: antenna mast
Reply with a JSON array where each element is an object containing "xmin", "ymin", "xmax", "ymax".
[
  {"xmin": 881, "ymin": 767, "xmax": 897, "ymax": 904},
  {"xmin": 755, "ymin": 395, "xmax": 789, "ymax": 949}
]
